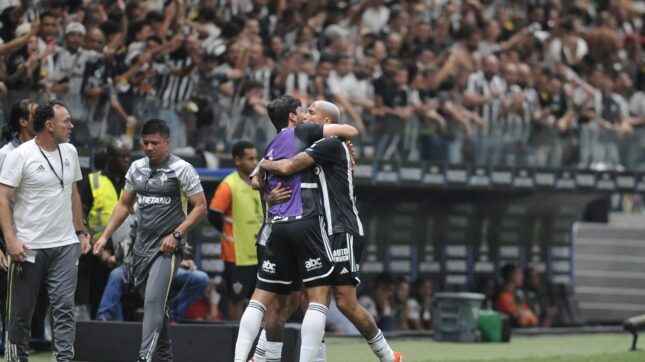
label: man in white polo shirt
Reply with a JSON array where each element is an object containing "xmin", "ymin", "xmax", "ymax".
[{"xmin": 0, "ymin": 100, "xmax": 91, "ymax": 362}]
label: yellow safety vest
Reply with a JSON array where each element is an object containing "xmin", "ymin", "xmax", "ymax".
[
  {"xmin": 222, "ymin": 171, "xmax": 263, "ymax": 266},
  {"xmin": 88, "ymin": 172, "xmax": 120, "ymax": 239}
]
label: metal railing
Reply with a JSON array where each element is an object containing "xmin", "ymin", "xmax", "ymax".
[{"xmin": 2, "ymin": 91, "xmax": 644, "ymax": 171}]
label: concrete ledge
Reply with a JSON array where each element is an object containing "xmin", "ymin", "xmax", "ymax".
[{"xmin": 74, "ymin": 321, "xmax": 301, "ymax": 361}]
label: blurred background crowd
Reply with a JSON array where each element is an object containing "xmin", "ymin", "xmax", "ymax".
[{"xmin": 1, "ymin": 0, "xmax": 645, "ymax": 169}]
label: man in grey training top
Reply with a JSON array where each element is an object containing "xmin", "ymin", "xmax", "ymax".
[{"xmin": 93, "ymin": 119, "xmax": 207, "ymax": 361}]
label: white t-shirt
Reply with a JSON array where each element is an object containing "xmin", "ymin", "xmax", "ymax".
[
  {"xmin": 546, "ymin": 37, "xmax": 588, "ymax": 70},
  {"xmin": 0, "ymin": 139, "xmax": 21, "ymax": 170},
  {"xmin": 361, "ymin": 6, "xmax": 390, "ymax": 35},
  {"xmin": 629, "ymin": 91, "xmax": 645, "ymax": 117},
  {"xmin": 0, "ymin": 140, "xmax": 82, "ymax": 249},
  {"xmin": 53, "ymin": 47, "xmax": 102, "ymax": 93},
  {"xmin": 328, "ymin": 71, "xmax": 359, "ymax": 97}
]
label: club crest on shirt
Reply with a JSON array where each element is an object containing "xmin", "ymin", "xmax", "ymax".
[
  {"xmin": 233, "ymin": 281, "xmax": 243, "ymax": 294},
  {"xmin": 159, "ymin": 172, "xmax": 168, "ymax": 185}
]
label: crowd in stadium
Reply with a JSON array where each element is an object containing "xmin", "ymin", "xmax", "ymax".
[
  {"xmin": 0, "ymin": 0, "xmax": 642, "ymax": 351},
  {"xmin": 1, "ymin": 0, "xmax": 645, "ymax": 167}
]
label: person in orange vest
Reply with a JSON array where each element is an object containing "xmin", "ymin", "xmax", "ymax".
[
  {"xmin": 208, "ymin": 140, "xmax": 289, "ymax": 320},
  {"xmin": 495, "ymin": 263, "xmax": 539, "ymax": 327}
]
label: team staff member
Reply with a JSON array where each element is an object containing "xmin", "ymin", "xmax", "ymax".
[
  {"xmin": 0, "ymin": 99, "xmax": 42, "ymax": 348},
  {"xmin": 0, "ymin": 100, "xmax": 91, "ymax": 362},
  {"xmin": 0, "ymin": 99, "xmax": 37, "ymax": 167},
  {"xmin": 0, "ymin": 99, "xmax": 38, "ymax": 268},
  {"xmin": 81, "ymin": 139, "xmax": 131, "ymax": 240},
  {"xmin": 78, "ymin": 139, "xmax": 131, "ymax": 317},
  {"xmin": 93, "ymin": 119, "xmax": 207, "ymax": 362},
  {"xmin": 209, "ymin": 140, "xmax": 264, "ymax": 320}
]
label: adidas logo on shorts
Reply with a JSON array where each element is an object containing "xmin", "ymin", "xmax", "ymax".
[{"xmin": 340, "ymin": 267, "xmax": 349, "ymax": 275}]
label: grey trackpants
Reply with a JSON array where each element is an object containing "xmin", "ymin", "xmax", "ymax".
[
  {"xmin": 135, "ymin": 253, "xmax": 180, "ymax": 362},
  {"xmin": 5, "ymin": 243, "xmax": 81, "ymax": 362}
]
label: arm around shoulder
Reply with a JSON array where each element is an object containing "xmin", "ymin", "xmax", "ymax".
[
  {"xmin": 322, "ymin": 124, "xmax": 359, "ymax": 139},
  {"xmin": 261, "ymin": 152, "xmax": 315, "ymax": 176}
]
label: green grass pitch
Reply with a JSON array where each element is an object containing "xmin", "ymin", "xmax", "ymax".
[
  {"xmin": 325, "ymin": 333, "xmax": 644, "ymax": 362},
  {"xmin": 27, "ymin": 333, "xmax": 644, "ymax": 361}
]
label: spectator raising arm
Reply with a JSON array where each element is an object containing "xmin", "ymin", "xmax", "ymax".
[{"xmin": 0, "ymin": 18, "xmax": 39, "ymax": 56}]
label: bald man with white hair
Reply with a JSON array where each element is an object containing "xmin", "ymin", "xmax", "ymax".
[
  {"xmin": 257, "ymin": 100, "xmax": 404, "ymax": 362},
  {"xmin": 308, "ymin": 100, "xmax": 341, "ymax": 123}
]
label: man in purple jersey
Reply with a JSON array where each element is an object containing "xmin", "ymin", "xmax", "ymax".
[{"xmin": 234, "ymin": 95, "xmax": 358, "ymax": 362}]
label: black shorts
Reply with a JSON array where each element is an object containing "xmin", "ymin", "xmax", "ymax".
[
  {"xmin": 256, "ymin": 243, "xmax": 303, "ymax": 295},
  {"xmin": 330, "ymin": 233, "xmax": 364, "ymax": 286},
  {"xmin": 256, "ymin": 217, "xmax": 333, "ymax": 294},
  {"xmin": 223, "ymin": 262, "xmax": 236, "ymax": 297},
  {"xmin": 224, "ymin": 262, "xmax": 258, "ymax": 301}
]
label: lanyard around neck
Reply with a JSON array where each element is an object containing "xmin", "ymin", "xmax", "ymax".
[{"xmin": 36, "ymin": 142, "xmax": 64, "ymax": 190}]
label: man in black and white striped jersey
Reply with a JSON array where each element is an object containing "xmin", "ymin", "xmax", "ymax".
[
  {"xmin": 464, "ymin": 54, "xmax": 507, "ymax": 165},
  {"xmin": 154, "ymin": 31, "xmax": 201, "ymax": 149},
  {"xmin": 517, "ymin": 63, "xmax": 541, "ymax": 166}
]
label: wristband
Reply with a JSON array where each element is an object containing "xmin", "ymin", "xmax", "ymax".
[{"xmin": 75, "ymin": 229, "xmax": 89, "ymax": 237}]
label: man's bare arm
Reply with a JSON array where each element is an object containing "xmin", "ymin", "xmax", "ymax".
[
  {"xmin": 159, "ymin": 192, "xmax": 206, "ymax": 254},
  {"xmin": 260, "ymin": 152, "xmax": 315, "ymax": 176},
  {"xmin": 175, "ymin": 192, "xmax": 207, "ymax": 236},
  {"xmin": 322, "ymin": 124, "xmax": 358, "ymax": 139},
  {"xmin": 93, "ymin": 189, "xmax": 137, "ymax": 254},
  {"xmin": 0, "ymin": 184, "xmax": 17, "ymax": 245},
  {"xmin": 0, "ymin": 184, "xmax": 28, "ymax": 264},
  {"xmin": 71, "ymin": 183, "xmax": 86, "ymax": 231},
  {"xmin": 101, "ymin": 189, "xmax": 137, "ymax": 240},
  {"xmin": 72, "ymin": 183, "xmax": 91, "ymax": 254}
]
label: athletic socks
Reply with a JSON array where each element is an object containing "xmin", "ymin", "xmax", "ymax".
[
  {"xmin": 252, "ymin": 328, "xmax": 283, "ymax": 362},
  {"xmin": 252, "ymin": 329, "xmax": 268, "ymax": 362},
  {"xmin": 299, "ymin": 303, "xmax": 328, "ymax": 362},
  {"xmin": 264, "ymin": 340, "xmax": 283, "ymax": 362},
  {"xmin": 367, "ymin": 330, "xmax": 395, "ymax": 362},
  {"xmin": 234, "ymin": 300, "xmax": 266, "ymax": 362},
  {"xmin": 313, "ymin": 338, "xmax": 326, "ymax": 362}
]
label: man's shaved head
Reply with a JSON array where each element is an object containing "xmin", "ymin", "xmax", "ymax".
[{"xmin": 312, "ymin": 100, "xmax": 340, "ymax": 124}]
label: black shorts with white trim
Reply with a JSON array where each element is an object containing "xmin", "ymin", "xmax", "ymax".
[
  {"xmin": 256, "ymin": 216, "xmax": 333, "ymax": 294},
  {"xmin": 330, "ymin": 233, "xmax": 364, "ymax": 286}
]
